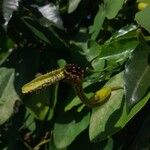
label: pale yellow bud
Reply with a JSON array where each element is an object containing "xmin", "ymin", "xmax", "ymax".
[{"xmin": 138, "ymin": 2, "xmax": 149, "ymax": 10}]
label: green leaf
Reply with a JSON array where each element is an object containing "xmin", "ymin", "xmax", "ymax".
[
  {"xmin": 105, "ymin": 0, "xmax": 125, "ymax": 19},
  {"xmin": 64, "ymin": 92, "xmax": 93, "ymax": 112},
  {"xmin": 0, "ymin": 67, "xmax": 19, "ymax": 125},
  {"xmin": 115, "ymin": 92, "xmax": 150, "ymax": 128},
  {"xmin": 89, "ymin": 72, "xmax": 150, "ymax": 142},
  {"xmin": 89, "ymin": 72, "xmax": 124, "ymax": 142},
  {"xmin": 22, "ymin": 17, "xmax": 69, "ymax": 51},
  {"xmin": 99, "ymin": 26, "xmax": 138, "ymax": 59},
  {"xmin": 23, "ymin": 84, "xmax": 58, "ymax": 120},
  {"xmin": 22, "ymin": 17, "xmax": 50, "ymax": 44},
  {"xmin": 90, "ymin": 5, "xmax": 106, "ymax": 40},
  {"xmin": 24, "ymin": 111, "xmax": 36, "ymax": 132},
  {"xmin": 124, "ymin": 36, "xmax": 150, "ymax": 109},
  {"xmin": 54, "ymin": 112, "xmax": 90, "ymax": 149},
  {"xmin": 87, "ymin": 25, "xmax": 138, "ymax": 83},
  {"xmin": 49, "ymin": 140, "xmax": 67, "ymax": 150},
  {"xmin": 92, "ymin": 25, "xmax": 137, "ymax": 62},
  {"xmin": 86, "ymin": 40, "xmax": 102, "ymax": 61},
  {"xmin": 90, "ymin": 0, "xmax": 125, "ymax": 40},
  {"xmin": 68, "ymin": 0, "xmax": 82, "ymax": 13},
  {"xmin": 135, "ymin": 7, "xmax": 150, "ymax": 33},
  {"xmin": 103, "ymin": 137, "xmax": 114, "ymax": 150}
]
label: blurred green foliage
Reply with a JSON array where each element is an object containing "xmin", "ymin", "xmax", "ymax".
[{"xmin": 0, "ymin": 0, "xmax": 150, "ymax": 149}]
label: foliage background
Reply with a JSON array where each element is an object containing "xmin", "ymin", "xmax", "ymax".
[{"xmin": 0, "ymin": 0, "xmax": 150, "ymax": 149}]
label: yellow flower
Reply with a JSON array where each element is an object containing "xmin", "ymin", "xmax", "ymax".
[{"xmin": 138, "ymin": 2, "xmax": 149, "ymax": 10}]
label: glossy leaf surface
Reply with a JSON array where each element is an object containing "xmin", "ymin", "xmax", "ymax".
[{"xmin": 124, "ymin": 36, "xmax": 150, "ymax": 108}]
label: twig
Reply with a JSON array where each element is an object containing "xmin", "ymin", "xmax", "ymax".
[{"xmin": 33, "ymin": 139, "xmax": 50, "ymax": 150}]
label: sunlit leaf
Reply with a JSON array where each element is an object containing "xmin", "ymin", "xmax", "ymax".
[
  {"xmin": 135, "ymin": 7, "xmax": 150, "ymax": 33},
  {"xmin": 90, "ymin": 71, "xmax": 150, "ymax": 142},
  {"xmin": 0, "ymin": 67, "xmax": 19, "ymax": 125},
  {"xmin": 65, "ymin": 92, "xmax": 93, "ymax": 112},
  {"xmin": 68, "ymin": 0, "xmax": 82, "ymax": 13},
  {"xmin": 105, "ymin": 0, "xmax": 125, "ymax": 19},
  {"xmin": 87, "ymin": 25, "xmax": 138, "ymax": 83},
  {"xmin": 90, "ymin": 5, "xmax": 106, "ymax": 40},
  {"xmin": 90, "ymin": 0, "xmax": 125, "ymax": 40},
  {"xmin": 24, "ymin": 111, "xmax": 36, "ymax": 132},
  {"xmin": 54, "ymin": 112, "xmax": 90, "ymax": 149},
  {"xmin": 89, "ymin": 72, "xmax": 124, "ymax": 142}
]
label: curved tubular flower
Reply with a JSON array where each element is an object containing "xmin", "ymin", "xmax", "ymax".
[{"xmin": 22, "ymin": 64, "xmax": 123, "ymax": 107}]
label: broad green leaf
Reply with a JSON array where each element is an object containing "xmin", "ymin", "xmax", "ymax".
[
  {"xmin": 89, "ymin": 72, "xmax": 124, "ymax": 142},
  {"xmin": 22, "ymin": 17, "xmax": 50, "ymax": 44},
  {"xmin": 64, "ymin": 96, "xmax": 82, "ymax": 112},
  {"xmin": 115, "ymin": 92, "xmax": 150, "ymax": 127},
  {"xmin": 90, "ymin": 5, "xmax": 106, "ymax": 40},
  {"xmin": 124, "ymin": 37, "xmax": 150, "ymax": 108},
  {"xmin": 86, "ymin": 40, "xmax": 102, "ymax": 61},
  {"xmin": 0, "ymin": 67, "xmax": 19, "ymax": 125},
  {"xmin": 2, "ymin": 0, "xmax": 20, "ymax": 28},
  {"xmin": 90, "ymin": 0, "xmax": 125, "ymax": 40},
  {"xmin": 68, "ymin": 0, "xmax": 82, "ymax": 13},
  {"xmin": 105, "ymin": 0, "xmax": 125, "ymax": 19},
  {"xmin": 90, "ymin": 25, "xmax": 137, "ymax": 62},
  {"xmin": 24, "ymin": 111, "xmax": 36, "ymax": 132},
  {"xmin": 135, "ymin": 7, "xmax": 150, "ymax": 33},
  {"xmin": 22, "ymin": 17, "xmax": 69, "ymax": 51},
  {"xmin": 104, "ymin": 137, "xmax": 114, "ymax": 150},
  {"xmin": 83, "ymin": 25, "xmax": 137, "ymax": 70},
  {"xmin": 49, "ymin": 140, "xmax": 67, "ymax": 150},
  {"xmin": 54, "ymin": 112, "xmax": 90, "ymax": 149},
  {"xmin": 23, "ymin": 84, "xmax": 58, "ymax": 120},
  {"xmin": 87, "ymin": 26, "xmax": 138, "ymax": 83},
  {"xmin": 107, "ymin": 25, "xmax": 137, "ymax": 41},
  {"xmin": 65, "ymin": 92, "xmax": 93, "ymax": 112},
  {"xmin": 89, "ymin": 72, "xmax": 150, "ymax": 142},
  {"xmin": 99, "ymin": 26, "xmax": 138, "ymax": 59}
]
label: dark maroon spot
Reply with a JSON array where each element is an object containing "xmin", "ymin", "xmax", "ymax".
[{"xmin": 64, "ymin": 64, "xmax": 84, "ymax": 82}]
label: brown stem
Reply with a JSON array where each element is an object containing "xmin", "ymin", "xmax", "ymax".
[
  {"xmin": 33, "ymin": 139, "xmax": 50, "ymax": 150},
  {"xmin": 72, "ymin": 82, "xmax": 91, "ymax": 107},
  {"xmin": 73, "ymin": 82, "xmax": 123, "ymax": 108}
]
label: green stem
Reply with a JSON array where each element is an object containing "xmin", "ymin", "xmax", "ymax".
[{"xmin": 111, "ymin": 86, "xmax": 124, "ymax": 91}]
